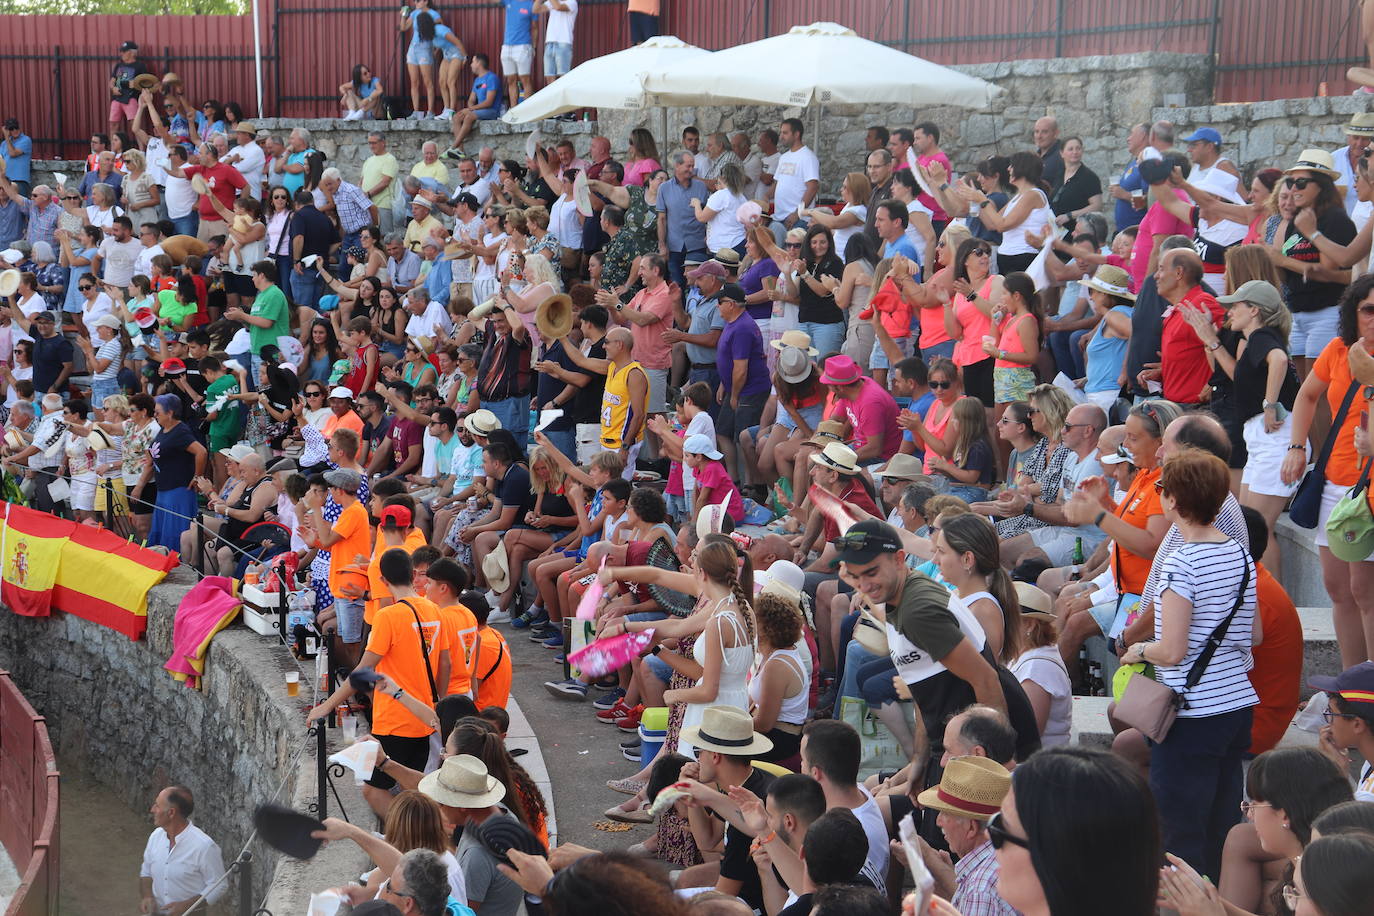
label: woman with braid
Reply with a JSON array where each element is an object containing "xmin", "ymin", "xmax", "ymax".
[{"xmin": 598, "ymin": 536, "xmax": 758, "ymax": 757}]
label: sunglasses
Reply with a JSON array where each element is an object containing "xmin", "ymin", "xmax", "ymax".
[
  {"xmin": 785, "ymin": 242, "xmax": 803, "ymax": 248},
  {"xmin": 971, "ymin": 248, "xmax": 992, "ymax": 257},
  {"xmin": 986, "ymin": 812, "xmax": 1029, "ymax": 850},
  {"xmin": 1284, "ymin": 177, "xmax": 1313, "ymax": 190},
  {"xmin": 306, "ymin": 390, "xmax": 324, "ymax": 397},
  {"xmin": 929, "ymin": 380, "xmax": 953, "ymax": 390},
  {"xmin": 63, "ymin": 195, "xmax": 80, "ymax": 201},
  {"xmin": 78, "ymin": 285, "xmax": 94, "ymax": 291},
  {"xmin": 1359, "ymin": 304, "xmax": 1374, "ymax": 317}
]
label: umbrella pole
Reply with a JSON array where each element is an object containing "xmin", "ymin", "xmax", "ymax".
[{"xmin": 813, "ymin": 103, "xmax": 822, "ymax": 190}]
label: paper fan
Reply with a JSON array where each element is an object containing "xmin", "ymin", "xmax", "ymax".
[
  {"xmin": 645, "ymin": 537, "xmax": 695, "ymax": 617},
  {"xmin": 567, "ymin": 627, "xmax": 655, "ymax": 679}
]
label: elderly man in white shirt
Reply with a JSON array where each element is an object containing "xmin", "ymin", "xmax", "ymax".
[
  {"xmin": 403, "ymin": 286, "xmax": 453, "ymax": 339},
  {"xmin": 139, "ymin": 785, "xmax": 227, "ymax": 916},
  {"xmin": 221, "ymin": 122, "xmax": 266, "ymax": 199}
]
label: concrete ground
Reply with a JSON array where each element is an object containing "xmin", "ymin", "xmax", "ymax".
[{"xmin": 506, "ymin": 623, "xmax": 653, "ymax": 853}]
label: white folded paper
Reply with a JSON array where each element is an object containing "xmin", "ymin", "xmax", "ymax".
[
  {"xmin": 534, "ymin": 408, "xmax": 564, "ymax": 433},
  {"xmin": 328, "ymin": 738, "xmax": 379, "ymax": 785},
  {"xmin": 307, "ymin": 889, "xmax": 344, "ymax": 916}
]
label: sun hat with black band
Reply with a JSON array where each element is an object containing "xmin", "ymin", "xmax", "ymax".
[
  {"xmin": 679, "ymin": 705, "xmax": 773, "ymax": 756},
  {"xmin": 1083, "ymin": 264, "xmax": 1136, "ymax": 302},
  {"xmin": 418, "ymin": 754, "xmax": 507, "ymax": 808},
  {"xmin": 808, "ymin": 441, "xmax": 861, "ymax": 476},
  {"xmin": 1345, "ymin": 112, "xmax": 1374, "ymax": 137},
  {"xmin": 806, "ymin": 419, "xmax": 847, "ymax": 448},
  {"xmin": 1015, "ymin": 582, "xmax": 1055, "ymax": 622},
  {"xmin": 1284, "ymin": 148, "xmax": 1341, "ymax": 180},
  {"xmin": 830, "ymin": 519, "xmax": 905, "ymax": 565},
  {"xmin": 915, "ymin": 755, "xmax": 1011, "ymax": 821}
]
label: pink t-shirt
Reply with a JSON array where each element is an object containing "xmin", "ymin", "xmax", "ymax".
[
  {"xmin": 1130, "ymin": 188, "xmax": 1192, "ymax": 290},
  {"xmin": 952, "ymin": 276, "xmax": 995, "ymax": 368},
  {"xmin": 917, "ymin": 151, "xmax": 952, "ymax": 222},
  {"xmin": 624, "ymin": 158, "xmax": 661, "ymax": 187},
  {"xmin": 831, "ymin": 376, "xmax": 901, "ymax": 462},
  {"xmin": 694, "ymin": 459, "xmax": 744, "ymax": 522},
  {"xmin": 627, "ymin": 281, "xmax": 675, "ymax": 370}
]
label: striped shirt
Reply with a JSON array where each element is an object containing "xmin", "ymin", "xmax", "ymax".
[
  {"xmin": 1156, "ymin": 539, "xmax": 1258, "ymax": 718},
  {"xmin": 1141, "ymin": 491, "xmax": 1249, "ymax": 609}
]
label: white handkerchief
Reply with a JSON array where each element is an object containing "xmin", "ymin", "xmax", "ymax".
[
  {"xmin": 328, "ymin": 738, "xmax": 379, "ymax": 785},
  {"xmin": 307, "ymin": 890, "xmax": 344, "ymax": 916},
  {"xmin": 534, "ymin": 408, "xmax": 564, "ymax": 433}
]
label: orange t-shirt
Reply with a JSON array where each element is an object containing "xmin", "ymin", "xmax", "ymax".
[
  {"xmin": 1110, "ymin": 466, "xmax": 1162, "ymax": 594},
  {"xmin": 328, "ymin": 501, "xmax": 372, "ymax": 598},
  {"xmin": 439, "ymin": 603, "xmax": 480, "ymax": 696},
  {"xmin": 1312, "ymin": 339, "xmax": 1366, "ymax": 487},
  {"xmin": 323, "ymin": 409, "xmax": 366, "ymax": 460},
  {"xmin": 366, "ymin": 595, "xmax": 444, "ymax": 738},
  {"xmin": 365, "ymin": 528, "xmax": 429, "ymax": 624},
  {"xmin": 1248, "ymin": 563, "xmax": 1303, "ymax": 755},
  {"xmin": 473, "ymin": 626, "xmax": 512, "ymax": 710}
]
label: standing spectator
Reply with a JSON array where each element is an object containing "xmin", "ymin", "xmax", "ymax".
[
  {"xmin": 955, "ymin": 151, "xmax": 1054, "ymax": 274},
  {"xmin": 713, "ymin": 282, "xmax": 769, "ymax": 480},
  {"xmin": 95, "ymin": 216, "xmax": 140, "ymax": 287},
  {"xmin": 627, "ymin": 0, "xmax": 659, "ymax": 44},
  {"xmin": 279, "ymin": 128, "xmax": 315, "ymax": 198},
  {"xmin": 733, "ymin": 132, "xmax": 761, "ymax": 199},
  {"xmin": 1, "ymin": 118, "xmax": 32, "ymax": 199},
  {"xmin": 0, "ymin": 170, "xmax": 58, "ymax": 252},
  {"xmin": 912, "ymin": 121, "xmax": 952, "ymax": 230},
  {"xmin": 289, "ymin": 190, "xmax": 336, "ymax": 309},
  {"xmin": 1049, "ymin": 137, "xmax": 1102, "ymax": 234},
  {"xmin": 656, "ymin": 152, "xmax": 708, "ymax": 285},
  {"xmin": 175, "ymin": 142, "xmax": 247, "ymax": 244},
  {"xmin": 24, "ymin": 311, "xmax": 73, "ymax": 396},
  {"xmin": 771, "ymin": 119, "xmax": 820, "ymax": 243},
  {"xmin": 119, "ymin": 150, "xmax": 160, "ymax": 235},
  {"xmin": 757, "ymin": 128, "xmax": 781, "ymax": 207},
  {"xmin": 1120, "ymin": 449, "xmax": 1258, "ymax": 878},
  {"xmin": 79, "ymin": 152, "xmax": 123, "ymax": 205},
  {"xmin": 668, "ymin": 261, "xmax": 724, "ymax": 395},
  {"xmin": 162, "ymin": 145, "xmax": 199, "ymax": 238},
  {"xmin": 400, "ymin": 0, "xmax": 441, "ymax": 119},
  {"xmin": 226, "ymin": 259, "xmax": 290, "ymax": 380},
  {"xmin": 608, "ymin": 252, "xmax": 672, "ymax": 415},
  {"xmin": 1110, "ymin": 122, "xmax": 1151, "ymax": 231},
  {"xmin": 862, "ymin": 149, "xmax": 895, "ymax": 244},
  {"xmin": 314, "ymin": 167, "xmax": 379, "ymax": 270},
  {"xmin": 1332, "ymin": 111, "xmax": 1374, "ymax": 217},
  {"xmin": 536, "ymin": 0, "xmax": 577, "ymax": 85},
  {"xmin": 108, "ymin": 41, "xmax": 150, "ymax": 132},
  {"xmin": 448, "ymin": 54, "xmax": 503, "ymax": 155},
  {"xmin": 142, "ymin": 394, "xmax": 208, "ymax": 552},
  {"xmin": 0, "ymin": 184, "xmax": 21, "ymax": 248},
  {"xmin": 476, "ymin": 295, "xmax": 532, "ymax": 447},
  {"xmin": 784, "ymin": 225, "xmax": 846, "ymax": 356},
  {"xmin": 363, "ymin": 133, "xmax": 400, "ymax": 235},
  {"xmin": 701, "ymin": 132, "xmax": 741, "ymax": 190},
  {"xmin": 681, "ymin": 126, "xmax": 707, "ymax": 178},
  {"xmin": 138, "ymin": 786, "xmax": 226, "ymax": 916},
  {"xmin": 222, "ymin": 122, "xmax": 266, "ymax": 199},
  {"xmin": 500, "ymin": 0, "xmax": 538, "ymax": 111},
  {"xmin": 1147, "ymin": 248, "xmax": 1222, "ymax": 407},
  {"xmin": 1033, "ymin": 115, "xmax": 1064, "ymax": 193}
]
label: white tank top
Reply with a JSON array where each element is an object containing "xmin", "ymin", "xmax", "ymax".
[
  {"xmin": 997, "ymin": 187, "xmax": 1054, "ymax": 257},
  {"xmin": 852, "ymin": 787, "xmax": 891, "ymax": 895},
  {"xmin": 885, "ymin": 591, "xmax": 987, "ymax": 685},
  {"xmin": 748, "ymin": 647, "xmax": 809, "ymax": 725}
]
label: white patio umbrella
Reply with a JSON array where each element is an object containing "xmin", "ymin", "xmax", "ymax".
[
  {"xmin": 502, "ymin": 35, "xmax": 711, "ymax": 124},
  {"xmin": 640, "ymin": 21, "xmax": 1001, "ymax": 110}
]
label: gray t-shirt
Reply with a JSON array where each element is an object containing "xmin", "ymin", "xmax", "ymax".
[{"xmin": 457, "ymin": 819, "xmax": 524, "ymax": 916}]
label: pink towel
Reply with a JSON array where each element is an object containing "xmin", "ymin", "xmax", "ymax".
[{"xmin": 165, "ymin": 576, "xmax": 242, "ymax": 689}]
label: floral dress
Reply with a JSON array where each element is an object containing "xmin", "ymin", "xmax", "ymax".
[
  {"xmin": 656, "ymin": 632, "xmax": 702, "ymax": 868},
  {"xmin": 623, "ymin": 185, "xmax": 657, "ymax": 255}
]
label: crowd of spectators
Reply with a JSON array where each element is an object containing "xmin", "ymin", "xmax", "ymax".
[{"xmin": 10, "ymin": 32, "xmax": 1374, "ymax": 916}]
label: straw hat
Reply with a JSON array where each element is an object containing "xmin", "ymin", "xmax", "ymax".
[
  {"xmin": 87, "ymin": 427, "xmax": 116, "ymax": 452},
  {"xmin": 464, "ymin": 408, "xmax": 500, "ymax": 437},
  {"xmin": 1345, "ymin": 112, "xmax": 1374, "ymax": 137},
  {"xmin": 680, "ymin": 705, "xmax": 774, "ymax": 757},
  {"xmin": 482, "ymin": 539, "xmax": 510, "ymax": 593},
  {"xmin": 190, "ymin": 173, "xmax": 212, "ymax": 195},
  {"xmin": 872, "ymin": 453, "xmax": 928, "ymax": 482},
  {"xmin": 3, "ymin": 429, "xmax": 26, "ymax": 450},
  {"xmin": 0, "ymin": 269, "xmax": 19, "ymax": 298},
  {"xmin": 809, "ymin": 441, "xmax": 861, "ymax": 476},
  {"xmin": 469, "ymin": 296, "xmax": 499, "ymax": 320},
  {"xmin": 1015, "ymin": 582, "xmax": 1056, "ymax": 622},
  {"xmin": 130, "ymin": 73, "xmax": 161, "ymax": 92},
  {"xmin": 409, "ymin": 335, "xmax": 435, "ymax": 356},
  {"xmin": 712, "ymin": 247, "xmax": 742, "ymax": 270},
  {"xmin": 916, "ymin": 755, "xmax": 1011, "ymax": 821},
  {"xmin": 769, "ymin": 328, "xmax": 818, "ymax": 356},
  {"xmin": 1083, "ymin": 264, "xmax": 1136, "ymax": 302},
  {"xmin": 418, "ymin": 754, "xmax": 507, "ymax": 808},
  {"xmin": 1284, "ymin": 149, "xmax": 1340, "ymax": 180},
  {"xmin": 777, "ymin": 346, "xmax": 814, "ymax": 385},
  {"xmin": 535, "ymin": 292, "xmax": 574, "ymax": 340},
  {"xmin": 806, "ymin": 419, "xmax": 847, "ymax": 448}
]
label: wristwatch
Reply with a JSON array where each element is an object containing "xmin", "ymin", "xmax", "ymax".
[
  {"xmin": 1206, "ymin": 340, "xmax": 1222, "ymax": 351},
  {"xmin": 390, "ymin": 686, "xmax": 405, "ymax": 699},
  {"xmin": 651, "ymin": 645, "xmax": 662, "ymax": 656},
  {"xmin": 1022, "ymin": 502, "xmax": 1035, "ymax": 518}
]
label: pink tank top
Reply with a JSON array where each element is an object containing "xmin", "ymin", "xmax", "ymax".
[
  {"xmin": 995, "ymin": 312, "xmax": 1036, "ymax": 369},
  {"xmin": 918, "ymin": 268, "xmax": 953, "ymax": 349},
  {"xmin": 951, "ymin": 276, "xmax": 996, "ymax": 367},
  {"xmin": 922, "ymin": 399, "xmax": 954, "ymax": 474}
]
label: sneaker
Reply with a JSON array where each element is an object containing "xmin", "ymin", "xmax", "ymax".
[
  {"xmin": 619, "ymin": 734, "xmax": 641, "ymax": 749},
  {"xmin": 554, "ymin": 653, "xmax": 566, "ymax": 664},
  {"xmin": 616, "ymin": 704, "xmax": 645, "ymax": 731},
  {"xmin": 512, "ymin": 608, "xmax": 548, "ymax": 630},
  {"xmin": 487, "ymin": 609, "xmax": 511, "ymax": 625},
  {"xmin": 443, "ymin": 147, "xmax": 467, "ymax": 161},
  {"xmin": 543, "ymin": 678, "xmax": 588, "ymax": 700},
  {"xmin": 407, "ymin": 110, "xmax": 426, "ymax": 120},
  {"xmin": 621, "ymin": 744, "xmax": 643, "ymax": 762},
  {"xmin": 595, "ymin": 700, "xmax": 631, "ymax": 722},
  {"xmin": 529, "ymin": 624, "xmax": 555, "ymax": 641},
  {"xmin": 437, "ymin": 108, "xmax": 455, "ymax": 119},
  {"xmin": 593, "ymin": 688, "xmax": 627, "ymax": 711},
  {"xmin": 542, "ymin": 631, "xmax": 564, "ymax": 649}
]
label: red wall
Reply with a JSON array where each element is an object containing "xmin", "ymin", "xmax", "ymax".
[{"xmin": 0, "ymin": 671, "xmax": 59, "ymax": 916}]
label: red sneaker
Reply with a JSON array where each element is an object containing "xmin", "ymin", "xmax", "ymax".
[
  {"xmin": 595, "ymin": 699, "xmax": 633, "ymax": 723},
  {"xmin": 616, "ymin": 704, "xmax": 646, "ymax": 731}
]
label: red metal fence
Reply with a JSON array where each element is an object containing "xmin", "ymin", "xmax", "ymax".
[
  {"xmin": 0, "ymin": 0, "xmax": 1367, "ymax": 157},
  {"xmin": 0, "ymin": 671, "xmax": 59, "ymax": 916}
]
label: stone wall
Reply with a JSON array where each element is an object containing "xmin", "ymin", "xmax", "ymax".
[
  {"xmin": 1150, "ymin": 94, "xmax": 1372, "ymax": 181},
  {"xmin": 0, "ymin": 569, "xmax": 362, "ymax": 911}
]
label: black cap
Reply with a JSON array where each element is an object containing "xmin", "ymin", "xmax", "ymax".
[
  {"xmin": 119, "ymin": 40, "xmax": 138, "ymax": 51},
  {"xmin": 830, "ymin": 519, "xmax": 905, "ymax": 565},
  {"xmin": 3, "ymin": 118, "xmax": 18, "ymax": 131},
  {"xmin": 719, "ymin": 282, "xmax": 747, "ymax": 304},
  {"xmin": 348, "ymin": 667, "xmax": 385, "ymax": 693},
  {"xmin": 476, "ymin": 813, "xmax": 547, "ymax": 866},
  {"xmin": 253, "ymin": 803, "xmax": 324, "ymax": 859},
  {"xmin": 454, "ymin": 191, "xmax": 480, "ymax": 210}
]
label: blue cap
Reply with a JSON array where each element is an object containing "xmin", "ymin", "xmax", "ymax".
[
  {"xmin": 1310, "ymin": 660, "xmax": 1374, "ymax": 707},
  {"xmin": 1183, "ymin": 127, "xmax": 1222, "ymax": 146}
]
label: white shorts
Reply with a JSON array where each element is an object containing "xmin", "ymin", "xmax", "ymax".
[
  {"xmin": 1314, "ymin": 479, "xmax": 1374, "ymax": 558},
  {"xmin": 1030, "ymin": 526, "xmax": 1102, "ymax": 567},
  {"xmin": 1241, "ymin": 412, "xmax": 1303, "ymax": 498},
  {"xmin": 500, "ymin": 43, "xmax": 534, "ymax": 76},
  {"xmin": 576, "ymin": 423, "xmax": 602, "ymax": 465}
]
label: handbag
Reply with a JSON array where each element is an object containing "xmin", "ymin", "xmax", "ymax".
[
  {"xmin": 1325, "ymin": 458, "xmax": 1374, "ymax": 562},
  {"xmin": 1290, "ymin": 379, "xmax": 1360, "ymax": 528},
  {"xmin": 400, "ymin": 599, "xmax": 447, "ymax": 766},
  {"xmin": 1115, "ymin": 545, "xmax": 1251, "ymax": 743},
  {"xmin": 853, "ymin": 608, "xmax": 889, "ymax": 656}
]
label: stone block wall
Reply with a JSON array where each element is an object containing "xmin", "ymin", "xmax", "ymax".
[{"xmin": 0, "ymin": 569, "xmax": 355, "ymax": 910}]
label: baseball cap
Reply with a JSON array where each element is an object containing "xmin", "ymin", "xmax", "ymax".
[
  {"xmin": 379, "ymin": 505, "xmax": 413, "ymax": 530},
  {"xmin": 1217, "ymin": 279, "xmax": 1281, "ymax": 311},
  {"xmin": 1309, "ymin": 661, "xmax": 1374, "ymax": 706},
  {"xmin": 160, "ymin": 357, "xmax": 186, "ymax": 376},
  {"xmin": 1100, "ymin": 444, "xmax": 1133, "ymax": 466},
  {"xmin": 686, "ymin": 261, "xmax": 726, "ymax": 280},
  {"xmin": 328, "ymin": 385, "xmax": 354, "ymax": 400},
  {"xmin": 831, "ymin": 519, "xmax": 905, "ymax": 565},
  {"xmin": 119, "ymin": 40, "xmax": 138, "ymax": 51},
  {"xmin": 323, "ymin": 468, "xmax": 362, "ymax": 493},
  {"xmin": 1182, "ymin": 127, "xmax": 1222, "ymax": 146},
  {"xmin": 682, "ymin": 433, "xmax": 723, "ymax": 460},
  {"xmin": 718, "ymin": 282, "xmax": 747, "ymax": 304}
]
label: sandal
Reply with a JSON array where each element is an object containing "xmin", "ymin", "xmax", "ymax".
[
  {"xmin": 606, "ymin": 776, "xmax": 646, "ymax": 796},
  {"xmin": 604, "ymin": 803, "xmax": 653, "ymax": 824}
]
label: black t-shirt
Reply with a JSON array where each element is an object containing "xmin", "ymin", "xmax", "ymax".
[
  {"xmin": 1233, "ymin": 327, "xmax": 1299, "ymax": 422},
  {"xmin": 32, "ymin": 333, "xmax": 74, "ymax": 395},
  {"xmin": 110, "ymin": 60, "xmax": 151, "ymax": 102},
  {"xmin": 535, "ymin": 340, "xmax": 580, "ymax": 432},
  {"xmin": 778, "ymin": 893, "xmax": 813, "ymax": 916},
  {"xmin": 1126, "ymin": 275, "xmax": 1166, "ymax": 397},
  {"xmin": 717, "ymin": 767, "xmax": 776, "ymax": 912},
  {"xmin": 797, "ymin": 253, "xmax": 845, "ymax": 325},
  {"xmin": 1282, "ymin": 207, "xmax": 1357, "ymax": 314},
  {"xmin": 152, "ymin": 422, "xmax": 198, "ymax": 492},
  {"xmin": 572, "ymin": 337, "xmax": 607, "ymax": 425},
  {"xmin": 521, "ymin": 176, "xmax": 557, "ymax": 208},
  {"xmin": 365, "ymin": 415, "xmax": 394, "ymax": 458},
  {"xmin": 1207, "ymin": 328, "xmax": 1242, "ymax": 409},
  {"xmin": 1050, "ymin": 165, "xmax": 1102, "ymax": 231},
  {"xmin": 497, "ymin": 462, "xmax": 536, "ymax": 519}
]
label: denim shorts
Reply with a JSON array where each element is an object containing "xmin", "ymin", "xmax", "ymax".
[
  {"xmin": 335, "ymin": 597, "xmax": 366, "ymax": 644},
  {"xmin": 406, "ymin": 40, "xmax": 436, "ymax": 66},
  {"xmin": 646, "ymin": 653, "xmax": 673, "ymax": 682},
  {"xmin": 543, "ymin": 41, "xmax": 573, "ymax": 76},
  {"xmin": 870, "ymin": 334, "xmax": 914, "ymax": 370},
  {"xmin": 1289, "ymin": 306, "xmax": 1340, "ymax": 359}
]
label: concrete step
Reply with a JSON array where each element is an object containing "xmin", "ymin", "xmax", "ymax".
[
  {"xmin": 1298, "ymin": 607, "xmax": 1341, "ymax": 694},
  {"xmin": 1070, "ymin": 694, "xmax": 1321, "ymax": 751}
]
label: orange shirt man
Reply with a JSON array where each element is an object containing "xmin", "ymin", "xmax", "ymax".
[
  {"xmin": 425, "ymin": 557, "xmax": 480, "ymax": 697},
  {"xmin": 364, "ymin": 504, "xmax": 429, "ymax": 624}
]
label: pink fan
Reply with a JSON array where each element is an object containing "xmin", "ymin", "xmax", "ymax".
[
  {"xmin": 808, "ymin": 484, "xmax": 861, "ymax": 535},
  {"xmin": 568, "ymin": 628, "xmax": 656, "ymax": 679},
  {"xmin": 575, "ymin": 558, "xmax": 607, "ymax": 621}
]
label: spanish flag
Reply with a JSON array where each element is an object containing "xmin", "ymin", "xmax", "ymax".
[
  {"xmin": 53, "ymin": 524, "xmax": 177, "ymax": 640},
  {"xmin": 0, "ymin": 504, "xmax": 71, "ymax": 618}
]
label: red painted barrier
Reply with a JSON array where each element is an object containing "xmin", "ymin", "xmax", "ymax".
[{"xmin": 0, "ymin": 671, "xmax": 58, "ymax": 916}]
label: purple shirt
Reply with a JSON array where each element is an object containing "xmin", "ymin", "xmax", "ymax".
[
  {"xmin": 716, "ymin": 313, "xmax": 770, "ymax": 398},
  {"xmin": 740, "ymin": 258, "xmax": 780, "ymax": 320}
]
